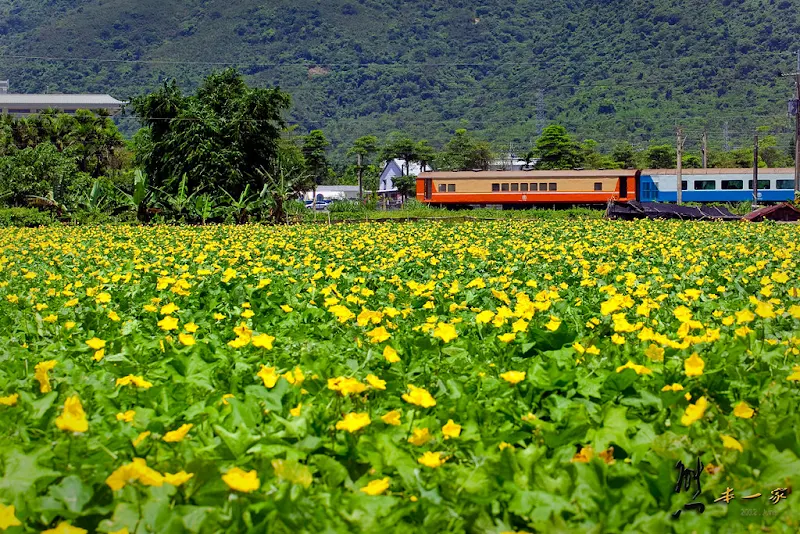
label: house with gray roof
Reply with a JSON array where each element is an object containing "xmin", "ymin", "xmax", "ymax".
[{"xmin": 0, "ymin": 81, "xmax": 125, "ymax": 116}]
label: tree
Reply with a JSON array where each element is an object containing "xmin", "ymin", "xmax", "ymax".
[
  {"xmin": 611, "ymin": 142, "xmax": 641, "ymax": 169},
  {"xmin": 131, "ymin": 68, "xmax": 290, "ymax": 197},
  {"xmin": 394, "ymin": 174, "xmax": 417, "ymax": 201},
  {"xmin": 380, "ymin": 133, "xmax": 417, "ymax": 176},
  {"xmin": 348, "ymin": 135, "xmax": 378, "ymax": 200},
  {"xmin": 302, "ymin": 130, "xmax": 330, "ymax": 206},
  {"xmin": 646, "ymin": 145, "xmax": 676, "ymax": 168},
  {"xmin": 436, "ymin": 129, "xmax": 492, "ymax": 171},
  {"xmin": 0, "ymin": 143, "xmax": 86, "ymax": 207},
  {"xmin": 533, "ymin": 125, "xmax": 584, "ymax": 170},
  {"xmin": 415, "ymin": 140, "xmax": 436, "ymax": 172}
]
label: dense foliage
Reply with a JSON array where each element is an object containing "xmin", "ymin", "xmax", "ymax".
[
  {"xmin": 3, "ymin": 0, "xmax": 799, "ymax": 160},
  {"xmin": 1, "ymin": 221, "xmax": 799, "ymax": 532}
]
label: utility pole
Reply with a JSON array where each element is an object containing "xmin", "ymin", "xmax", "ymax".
[
  {"xmin": 752, "ymin": 133, "xmax": 759, "ymax": 208},
  {"xmin": 723, "ymin": 122, "xmax": 730, "ymax": 151},
  {"xmin": 357, "ymin": 153, "xmax": 363, "ymax": 202},
  {"xmin": 676, "ymin": 127, "xmax": 685, "ymax": 205},
  {"xmin": 780, "ymin": 51, "xmax": 800, "ymax": 195},
  {"xmin": 701, "ymin": 130, "xmax": 708, "ymax": 169}
]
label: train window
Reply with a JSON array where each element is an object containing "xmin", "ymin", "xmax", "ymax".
[
  {"xmin": 594, "ymin": 182, "xmax": 602, "ymax": 191},
  {"xmin": 520, "ymin": 183, "xmax": 529, "ymax": 191},
  {"xmin": 681, "ymin": 181, "xmax": 687, "ymax": 190},
  {"xmin": 777, "ymin": 180, "xmax": 794, "ymax": 189},
  {"xmin": 694, "ymin": 180, "xmax": 716, "ymax": 190},
  {"xmin": 539, "ymin": 183, "xmax": 547, "ymax": 191},
  {"xmin": 447, "ymin": 184, "xmax": 456, "ymax": 192},
  {"xmin": 748, "ymin": 180, "xmax": 770, "ymax": 190},
  {"xmin": 530, "ymin": 183, "xmax": 538, "ymax": 191},
  {"xmin": 501, "ymin": 183, "xmax": 510, "ymax": 191},
  {"xmin": 549, "ymin": 183, "xmax": 557, "ymax": 191},
  {"xmin": 492, "ymin": 183, "xmax": 500, "ymax": 192},
  {"xmin": 510, "ymin": 183, "xmax": 519, "ymax": 191},
  {"xmin": 721, "ymin": 180, "xmax": 743, "ymax": 190}
]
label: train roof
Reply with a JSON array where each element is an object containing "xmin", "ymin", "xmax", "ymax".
[
  {"xmin": 642, "ymin": 168, "xmax": 795, "ymax": 175},
  {"xmin": 418, "ymin": 169, "xmax": 638, "ymax": 179}
]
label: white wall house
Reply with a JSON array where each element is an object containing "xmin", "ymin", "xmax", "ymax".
[
  {"xmin": 302, "ymin": 185, "xmax": 360, "ymax": 202},
  {"xmin": 378, "ymin": 159, "xmax": 433, "ymax": 194}
]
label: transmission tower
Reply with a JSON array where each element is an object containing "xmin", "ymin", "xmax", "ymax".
[{"xmin": 723, "ymin": 122, "xmax": 730, "ymax": 151}]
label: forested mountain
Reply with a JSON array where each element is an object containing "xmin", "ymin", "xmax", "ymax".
[{"xmin": 2, "ymin": 0, "xmax": 799, "ymax": 161}]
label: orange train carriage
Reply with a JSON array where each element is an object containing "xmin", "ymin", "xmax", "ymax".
[{"xmin": 415, "ymin": 170, "xmax": 641, "ymax": 207}]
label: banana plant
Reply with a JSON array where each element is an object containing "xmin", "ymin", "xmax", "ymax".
[
  {"xmin": 114, "ymin": 169, "xmax": 153, "ymax": 222},
  {"xmin": 221, "ymin": 184, "xmax": 255, "ymax": 224}
]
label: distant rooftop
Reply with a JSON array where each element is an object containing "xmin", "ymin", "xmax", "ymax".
[{"xmin": 0, "ymin": 94, "xmax": 125, "ymax": 107}]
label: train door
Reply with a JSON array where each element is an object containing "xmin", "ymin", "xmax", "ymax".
[
  {"xmin": 619, "ymin": 176, "xmax": 628, "ymax": 198},
  {"xmin": 424, "ymin": 178, "xmax": 432, "ymax": 200}
]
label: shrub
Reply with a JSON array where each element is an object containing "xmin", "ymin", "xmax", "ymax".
[{"xmin": 0, "ymin": 207, "xmax": 55, "ymax": 227}]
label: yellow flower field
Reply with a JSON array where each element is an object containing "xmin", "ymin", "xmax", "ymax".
[{"xmin": 1, "ymin": 220, "xmax": 799, "ymax": 532}]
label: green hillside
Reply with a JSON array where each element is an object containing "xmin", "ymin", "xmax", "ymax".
[{"xmin": 1, "ymin": 0, "xmax": 799, "ymax": 161}]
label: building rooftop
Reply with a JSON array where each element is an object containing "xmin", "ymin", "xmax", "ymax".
[{"xmin": 0, "ymin": 94, "xmax": 126, "ymax": 107}]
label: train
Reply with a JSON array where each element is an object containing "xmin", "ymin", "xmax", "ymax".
[{"xmin": 415, "ymin": 168, "xmax": 797, "ymax": 207}]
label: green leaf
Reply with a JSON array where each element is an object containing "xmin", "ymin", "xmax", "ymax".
[{"xmin": 0, "ymin": 448, "xmax": 60, "ymax": 497}]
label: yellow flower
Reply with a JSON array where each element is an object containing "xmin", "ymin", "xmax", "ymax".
[
  {"xmin": 184, "ymin": 322, "xmax": 199, "ymax": 333},
  {"xmin": 616, "ymin": 361, "xmax": 652, "ymax": 375},
  {"xmin": 55, "ymin": 395, "xmax": 88, "ymax": 433},
  {"xmin": 585, "ymin": 345, "xmax": 600, "ymax": 355},
  {"xmin": 116, "ymin": 410, "xmax": 135, "ymax": 423},
  {"xmin": 408, "ymin": 428, "xmax": 433, "ymax": 446},
  {"xmin": 367, "ymin": 326, "xmax": 391, "ymax": 343},
  {"xmin": 95, "ymin": 292, "xmax": 111, "ymax": 304},
  {"xmin": 383, "ymin": 345, "xmax": 400, "ymax": 363},
  {"xmin": 163, "ymin": 471, "xmax": 194, "ymax": 486},
  {"xmin": 160, "ymin": 302, "xmax": 179, "ymax": 315},
  {"xmin": 222, "ymin": 467, "xmax": 260, "ymax": 493},
  {"xmin": 735, "ymin": 326, "xmax": 752, "ymax": 337},
  {"xmin": 86, "ymin": 337, "xmax": 106, "ymax": 350},
  {"xmin": 336, "ymin": 412, "xmax": 371, "ymax": 433},
  {"xmin": 213, "ymin": 312, "xmax": 225, "ymax": 321},
  {"xmin": 290, "ymin": 403, "xmax": 303, "ymax": 417},
  {"xmin": 116, "ymin": 375, "xmax": 153, "ymax": 389},
  {"xmin": 42, "ymin": 521, "xmax": 88, "ymax": 534},
  {"xmin": 735, "ymin": 309, "xmax": 755, "ymax": 324},
  {"xmin": 64, "ymin": 321, "xmax": 76, "ymax": 330},
  {"xmin": 787, "ymin": 366, "xmax": 800, "ymax": 381},
  {"xmin": 545, "ymin": 316, "xmax": 562, "ymax": 331},
  {"xmin": 500, "ymin": 371, "xmax": 526, "ymax": 385},
  {"xmin": 661, "ymin": 383, "xmax": 684, "ymax": 392},
  {"xmin": 732, "ymin": 402, "xmax": 755, "ymax": 419},
  {"xmin": 497, "ymin": 332, "xmax": 517, "ymax": 343},
  {"xmin": 257, "ymin": 366, "xmax": 279, "ymax": 388},
  {"xmin": 158, "ymin": 315, "xmax": 179, "ymax": 331},
  {"xmin": 222, "ymin": 394, "xmax": 234, "ymax": 405},
  {"xmin": 64, "ymin": 298, "xmax": 79, "ymax": 307},
  {"xmin": 328, "ymin": 377, "xmax": 368, "ymax": 396},
  {"xmin": 0, "ymin": 393, "xmax": 19, "ymax": 406},
  {"xmin": 684, "ymin": 353, "xmax": 705, "ymax": 377},
  {"xmin": 366, "ymin": 374, "xmax": 386, "ymax": 390},
  {"xmin": 163, "ymin": 423, "xmax": 193, "ymax": 443},
  {"xmin": 475, "ymin": 310, "xmax": 495, "ymax": 324},
  {"xmin": 241, "ymin": 309, "xmax": 255, "ymax": 319},
  {"xmin": 43, "ymin": 314, "xmax": 58, "ymax": 323},
  {"xmin": 381, "ymin": 410, "xmax": 401, "ymax": 426},
  {"xmin": 681, "ymin": 396, "xmax": 708, "ymax": 426},
  {"xmin": 417, "ymin": 451, "xmax": 446, "ymax": 468},
  {"xmin": 754, "ymin": 301, "xmax": 775, "ymax": 319},
  {"xmin": 178, "ymin": 333, "xmax": 195, "ymax": 346},
  {"xmin": 644, "ymin": 344, "xmax": 664, "ymax": 362},
  {"xmin": 34, "ymin": 360, "xmax": 58, "ymax": 393},
  {"xmin": 109, "ymin": 528, "xmax": 130, "ymax": 534},
  {"xmin": 251, "ymin": 333, "xmax": 275, "ymax": 350},
  {"xmin": 132, "ymin": 431, "xmax": 150, "ymax": 447},
  {"xmin": 280, "ymin": 305, "xmax": 293, "ymax": 313},
  {"xmin": 143, "ymin": 304, "xmax": 158, "ymax": 313},
  {"xmin": 433, "ymin": 322, "xmax": 458, "ymax": 343},
  {"xmin": 673, "ymin": 306, "xmax": 692, "ymax": 323},
  {"xmin": 92, "ymin": 349, "xmax": 105, "ymax": 362},
  {"xmin": 610, "ymin": 333, "xmax": 625, "ymax": 345},
  {"xmin": 0, "ymin": 503, "xmax": 22, "ymax": 530},
  {"xmin": 108, "ymin": 311, "xmax": 121, "ymax": 322},
  {"xmin": 402, "ymin": 384, "xmax": 436, "ymax": 407},
  {"xmin": 571, "ymin": 446, "xmax": 594, "ymax": 463},
  {"xmin": 360, "ymin": 477, "xmax": 390, "ymax": 496},
  {"xmin": 720, "ymin": 434, "xmax": 743, "ymax": 452},
  {"xmin": 442, "ymin": 419, "xmax": 462, "ymax": 439}
]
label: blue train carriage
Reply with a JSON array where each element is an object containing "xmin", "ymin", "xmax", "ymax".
[{"xmin": 639, "ymin": 168, "xmax": 796, "ymax": 203}]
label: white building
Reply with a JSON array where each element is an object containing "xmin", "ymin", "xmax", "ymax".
[
  {"xmin": 0, "ymin": 81, "xmax": 125, "ymax": 116},
  {"xmin": 489, "ymin": 153, "xmax": 537, "ymax": 171},
  {"xmin": 303, "ymin": 185, "xmax": 360, "ymax": 202},
  {"xmin": 378, "ymin": 159, "xmax": 433, "ymax": 195}
]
